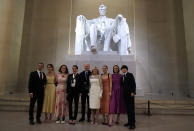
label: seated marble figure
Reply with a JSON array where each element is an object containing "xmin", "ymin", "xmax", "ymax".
[{"xmin": 75, "ymin": 4, "xmax": 132, "ymax": 55}]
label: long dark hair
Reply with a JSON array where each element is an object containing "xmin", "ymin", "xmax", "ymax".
[
  {"xmin": 113, "ymin": 65, "xmax": 120, "ymax": 73},
  {"xmin": 47, "ymin": 64, "xmax": 54, "ymax": 70},
  {"xmin": 58, "ymin": 65, "xmax": 68, "ymax": 74}
]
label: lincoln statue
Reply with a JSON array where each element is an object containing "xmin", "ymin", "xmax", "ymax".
[{"xmin": 75, "ymin": 4, "xmax": 132, "ymax": 55}]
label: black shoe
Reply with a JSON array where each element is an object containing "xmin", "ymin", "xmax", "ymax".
[
  {"xmin": 29, "ymin": 121, "xmax": 35, "ymax": 125},
  {"xmin": 79, "ymin": 118, "xmax": 85, "ymax": 122},
  {"xmin": 87, "ymin": 119, "xmax": 91, "ymax": 122},
  {"xmin": 102, "ymin": 122, "xmax": 108, "ymax": 125},
  {"xmin": 124, "ymin": 123, "xmax": 130, "ymax": 127},
  {"xmin": 129, "ymin": 125, "xmax": 136, "ymax": 130},
  {"xmin": 36, "ymin": 119, "xmax": 42, "ymax": 124},
  {"xmin": 72, "ymin": 120, "xmax": 76, "ymax": 124}
]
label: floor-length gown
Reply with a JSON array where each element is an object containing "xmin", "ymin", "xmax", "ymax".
[
  {"xmin": 109, "ymin": 73, "xmax": 127, "ymax": 114},
  {"xmin": 100, "ymin": 75, "xmax": 110, "ymax": 115},
  {"xmin": 55, "ymin": 74, "xmax": 68, "ymax": 118},
  {"xmin": 43, "ymin": 75, "xmax": 56, "ymax": 113}
]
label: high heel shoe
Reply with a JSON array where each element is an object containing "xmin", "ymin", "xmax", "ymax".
[
  {"xmin": 115, "ymin": 121, "xmax": 120, "ymax": 124},
  {"xmin": 108, "ymin": 123, "xmax": 112, "ymax": 127},
  {"xmin": 95, "ymin": 121, "xmax": 98, "ymax": 125}
]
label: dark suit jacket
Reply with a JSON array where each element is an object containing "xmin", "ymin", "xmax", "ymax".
[
  {"xmin": 79, "ymin": 70, "xmax": 91, "ymax": 94},
  {"xmin": 28, "ymin": 71, "xmax": 46, "ymax": 94},
  {"xmin": 121, "ymin": 72, "xmax": 136, "ymax": 95},
  {"xmin": 67, "ymin": 73, "xmax": 81, "ymax": 94}
]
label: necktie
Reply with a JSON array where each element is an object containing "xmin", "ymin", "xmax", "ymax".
[
  {"xmin": 123, "ymin": 74, "xmax": 126, "ymax": 82},
  {"xmin": 85, "ymin": 71, "xmax": 88, "ymax": 80},
  {"xmin": 40, "ymin": 72, "xmax": 42, "ymax": 80}
]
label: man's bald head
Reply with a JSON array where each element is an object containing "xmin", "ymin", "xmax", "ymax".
[{"xmin": 84, "ymin": 64, "xmax": 90, "ymax": 71}]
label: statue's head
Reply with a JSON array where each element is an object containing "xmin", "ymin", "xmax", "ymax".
[{"xmin": 99, "ymin": 4, "xmax": 107, "ymax": 16}]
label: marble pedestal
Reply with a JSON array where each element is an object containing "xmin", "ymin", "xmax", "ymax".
[
  {"xmin": 65, "ymin": 53, "xmax": 143, "ymax": 96},
  {"xmin": 65, "ymin": 52, "xmax": 136, "ymax": 74}
]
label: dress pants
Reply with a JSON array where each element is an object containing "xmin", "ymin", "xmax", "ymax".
[
  {"xmin": 124, "ymin": 93, "xmax": 135, "ymax": 126},
  {"xmin": 81, "ymin": 93, "xmax": 91, "ymax": 120},
  {"xmin": 68, "ymin": 90, "xmax": 79, "ymax": 120},
  {"xmin": 29, "ymin": 91, "xmax": 44, "ymax": 121}
]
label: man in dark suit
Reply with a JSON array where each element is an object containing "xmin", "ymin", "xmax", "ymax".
[
  {"xmin": 121, "ymin": 65, "xmax": 136, "ymax": 129},
  {"xmin": 79, "ymin": 64, "xmax": 91, "ymax": 122},
  {"xmin": 67, "ymin": 65, "xmax": 81, "ymax": 124},
  {"xmin": 28, "ymin": 63, "xmax": 46, "ymax": 125}
]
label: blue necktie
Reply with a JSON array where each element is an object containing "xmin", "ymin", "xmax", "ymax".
[{"xmin": 85, "ymin": 71, "xmax": 88, "ymax": 80}]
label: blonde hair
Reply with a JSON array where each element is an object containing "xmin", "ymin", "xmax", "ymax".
[{"xmin": 92, "ymin": 66, "xmax": 99, "ymax": 75}]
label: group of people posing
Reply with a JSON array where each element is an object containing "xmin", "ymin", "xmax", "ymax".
[{"xmin": 28, "ymin": 63, "xmax": 136, "ymax": 129}]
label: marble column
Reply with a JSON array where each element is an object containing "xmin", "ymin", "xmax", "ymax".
[
  {"xmin": 183, "ymin": 0, "xmax": 194, "ymax": 97},
  {"xmin": 17, "ymin": 0, "xmax": 71, "ymax": 93},
  {"xmin": 0, "ymin": 0, "xmax": 25, "ymax": 95}
]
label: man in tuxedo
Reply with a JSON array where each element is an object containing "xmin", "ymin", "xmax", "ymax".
[
  {"xmin": 79, "ymin": 64, "xmax": 91, "ymax": 122},
  {"xmin": 28, "ymin": 63, "xmax": 46, "ymax": 125},
  {"xmin": 67, "ymin": 65, "xmax": 81, "ymax": 124},
  {"xmin": 121, "ymin": 65, "xmax": 136, "ymax": 129}
]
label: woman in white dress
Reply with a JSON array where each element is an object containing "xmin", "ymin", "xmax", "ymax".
[{"xmin": 89, "ymin": 67, "xmax": 103, "ymax": 125}]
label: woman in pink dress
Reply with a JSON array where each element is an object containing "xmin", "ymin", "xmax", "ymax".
[{"xmin": 55, "ymin": 65, "xmax": 69, "ymax": 124}]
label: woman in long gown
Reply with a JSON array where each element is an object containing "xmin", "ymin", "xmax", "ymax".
[
  {"xmin": 109, "ymin": 65, "xmax": 127, "ymax": 126},
  {"xmin": 55, "ymin": 65, "xmax": 69, "ymax": 124},
  {"xmin": 100, "ymin": 65, "xmax": 112, "ymax": 125},
  {"xmin": 42, "ymin": 64, "xmax": 56, "ymax": 122},
  {"xmin": 89, "ymin": 67, "xmax": 103, "ymax": 125}
]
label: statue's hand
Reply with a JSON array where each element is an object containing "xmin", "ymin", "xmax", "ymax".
[
  {"xmin": 91, "ymin": 45, "xmax": 97, "ymax": 54},
  {"xmin": 117, "ymin": 14, "xmax": 123, "ymax": 18},
  {"xmin": 116, "ymin": 14, "xmax": 123, "ymax": 21},
  {"xmin": 113, "ymin": 34, "xmax": 121, "ymax": 43}
]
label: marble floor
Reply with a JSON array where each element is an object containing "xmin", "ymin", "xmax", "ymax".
[{"xmin": 0, "ymin": 111, "xmax": 194, "ymax": 131}]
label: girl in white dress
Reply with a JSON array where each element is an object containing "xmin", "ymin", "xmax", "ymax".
[{"xmin": 89, "ymin": 67, "xmax": 103, "ymax": 125}]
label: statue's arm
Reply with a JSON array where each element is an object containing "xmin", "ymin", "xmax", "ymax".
[
  {"xmin": 114, "ymin": 15, "xmax": 132, "ymax": 54},
  {"xmin": 111, "ymin": 15, "xmax": 124, "ymax": 43},
  {"xmin": 76, "ymin": 15, "xmax": 90, "ymax": 35}
]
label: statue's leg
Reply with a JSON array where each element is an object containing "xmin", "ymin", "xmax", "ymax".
[
  {"xmin": 103, "ymin": 29, "xmax": 112, "ymax": 51},
  {"xmin": 84, "ymin": 34, "xmax": 91, "ymax": 51},
  {"xmin": 90, "ymin": 24, "xmax": 97, "ymax": 48}
]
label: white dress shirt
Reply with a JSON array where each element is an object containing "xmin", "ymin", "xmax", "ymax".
[
  {"xmin": 37, "ymin": 70, "xmax": 43, "ymax": 79},
  {"xmin": 71, "ymin": 73, "xmax": 77, "ymax": 87}
]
